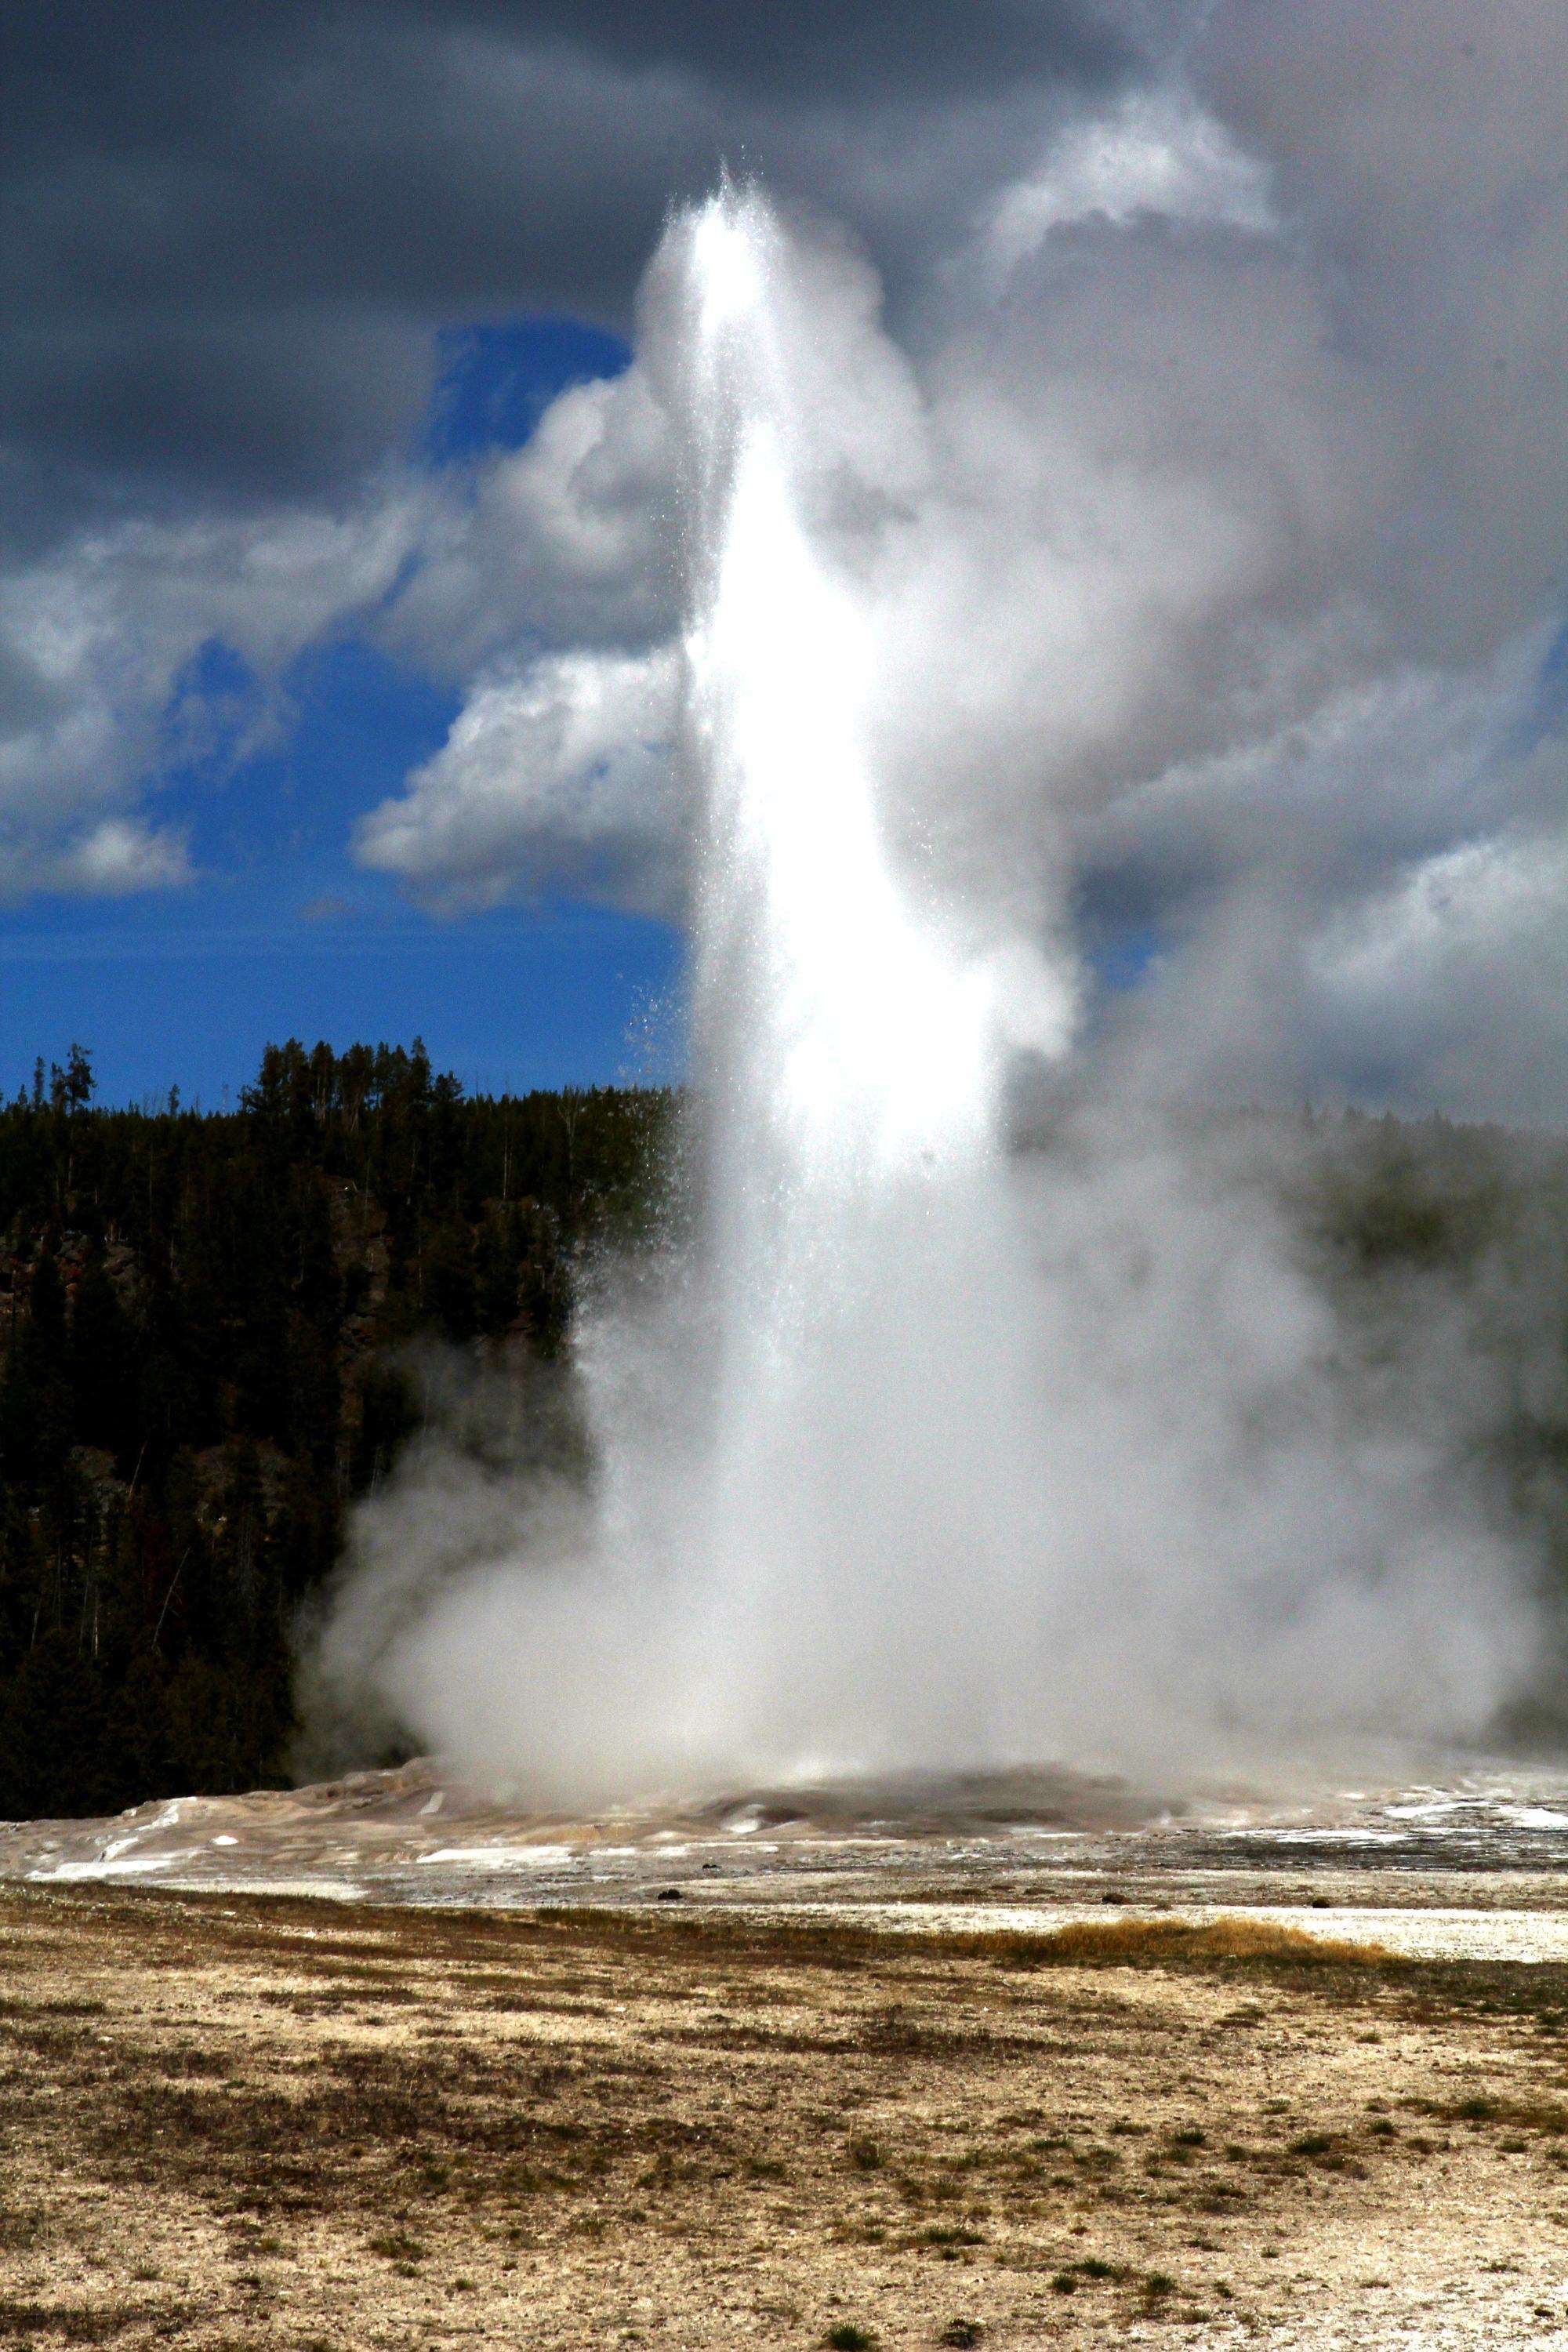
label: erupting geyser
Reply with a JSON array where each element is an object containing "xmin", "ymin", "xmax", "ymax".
[
  {"xmin": 514, "ymin": 186, "xmax": 1081, "ymax": 1794},
  {"xmin": 313, "ymin": 187, "xmax": 1537, "ymax": 1802},
  {"xmin": 658, "ymin": 189, "xmax": 1079, "ymax": 1777},
  {"xmin": 320, "ymin": 187, "xmax": 1084, "ymax": 1800}
]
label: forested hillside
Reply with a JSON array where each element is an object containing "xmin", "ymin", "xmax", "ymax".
[
  {"xmin": 2, "ymin": 1042, "xmax": 1568, "ymax": 1821},
  {"xmin": 0, "ymin": 1042, "xmax": 668, "ymax": 1819}
]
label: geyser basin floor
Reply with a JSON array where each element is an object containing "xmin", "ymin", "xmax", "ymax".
[
  {"xmin": 6, "ymin": 1885, "xmax": 1568, "ymax": 2350},
  {"xmin": 9, "ymin": 1760, "xmax": 1568, "ymax": 1963}
]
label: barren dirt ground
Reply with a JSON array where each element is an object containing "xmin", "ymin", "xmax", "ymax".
[{"xmin": 5, "ymin": 1889, "xmax": 1568, "ymax": 2347}]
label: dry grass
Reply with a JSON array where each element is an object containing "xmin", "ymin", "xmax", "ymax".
[
  {"xmin": 983, "ymin": 1913, "xmax": 1393, "ymax": 1969},
  {"xmin": 0, "ymin": 1884, "xmax": 1564, "ymax": 2347}
]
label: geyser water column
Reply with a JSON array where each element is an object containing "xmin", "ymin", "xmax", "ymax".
[
  {"xmin": 315, "ymin": 182, "xmax": 1537, "ymax": 1798},
  {"xmin": 310, "ymin": 182, "xmax": 1082, "ymax": 1806},
  {"xmin": 647, "ymin": 187, "xmax": 1075, "ymax": 1779}
]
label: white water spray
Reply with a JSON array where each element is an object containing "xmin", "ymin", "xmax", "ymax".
[
  {"xmin": 310, "ymin": 188, "xmax": 1539, "ymax": 1802},
  {"xmin": 655, "ymin": 191, "xmax": 1077, "ymax": 1778}
]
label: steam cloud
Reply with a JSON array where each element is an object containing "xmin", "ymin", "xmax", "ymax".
[{"xmin": 307, "ymin": 172, "xmax": 1544, "ymax": 1803}]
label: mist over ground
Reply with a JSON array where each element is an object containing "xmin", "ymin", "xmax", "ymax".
[{"xmin": 307, "ymin": 1095, "xmax": 1557, "ymax": 1799}]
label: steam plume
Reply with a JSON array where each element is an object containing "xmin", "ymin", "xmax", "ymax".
[{"xmin": 307, "ymin": 189, "xmax": 1538, "ymax": 1802}]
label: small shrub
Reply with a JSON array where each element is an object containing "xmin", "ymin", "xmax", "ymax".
[
  {"xmin": 367, "ymin": 2231, "xmax": 424, "ymax": 2264},
  {"xmin": 826, "ymin": 2326, "xmax": 877, "ymax": 2351},
  {"xmin": 938, "ymin": 2325, "xmax": 983, "ymax": 2349},
  {"xmin": 1053, "ymin": 2257, "xmax": 1120, "ymax": 2292},
  {"xmin": 848, "ymin": 2138, "xmax": 885, "ymax": 2171}
]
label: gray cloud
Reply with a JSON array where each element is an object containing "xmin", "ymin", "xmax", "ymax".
[
  {"xmin": 1196, "ymin": 1, "xmax": 1568, "ymax": 664},
  {"xmin": 452, "ymin": 0, "xmax": 1135, "ymax": 99},
  {"xmin": 0, "ymin": 0, "xmax": 1137, "ymax": 532}
]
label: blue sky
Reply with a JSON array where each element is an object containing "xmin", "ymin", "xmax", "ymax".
[{"xmin": 0, "ymin": 318, "xmax": 680, "ymax": 1109}]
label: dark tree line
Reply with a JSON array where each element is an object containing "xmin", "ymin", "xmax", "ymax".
[
  {"xmin": 4, "ymin": 1040, "xmax": 1568, "ymax": 1822},
  {"xmin": 0, "ymin": 1041, "xmax": 669, "ymax": 1820}
]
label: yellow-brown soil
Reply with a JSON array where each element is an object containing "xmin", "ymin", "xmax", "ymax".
[{"xmin": 3, "ymin": 1887, "xmax": 1568, "ymax": 2347}]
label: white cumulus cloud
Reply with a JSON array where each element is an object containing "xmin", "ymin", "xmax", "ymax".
[
  {"xmin": 354, "ymin": 644, "xmax": 681, "ymax": 913},
  {"xmin": 978, "ymin": 88, "xmax": 1276, "ymax": 289},
  {"xmin": 0, "ymin": 482, "xmax": 437, "ymax": 901},
  {"xmin": 1307, "ymin": 821, "xmax": 1568, "ymax": 1124}
]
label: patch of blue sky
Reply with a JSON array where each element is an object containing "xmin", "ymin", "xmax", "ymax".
[
  {"xmin": 1087, "ymin": 920, "xmax": 1167, "ymax": 993},
  {"xmin": 1492, "ymin": 608, "xmax": 1568, "ymax": 764},
  {"xmin": 156, "ymin": 635, "xmax": 463, "ymax": 922},
  {"xmin": 0, "ymin": 898, "xmax": 682, "ymax": 1108},
  {"xmin": 1523, "ymin": 612, "xmax": 1568, "ymax": 747},
  {"xmin": 2, "ymin": 318, "xmax": 677, "ymax": 1104},
  {"xmin": 424, "ymin": 316, "xmax": 631, "ymax": 464}
]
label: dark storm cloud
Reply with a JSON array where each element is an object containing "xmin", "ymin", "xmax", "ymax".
[
  {"xmin": 438, "ymin": 0, "xmax": 1132, "ymax": 99},
  {"xmin": 0, "ymin": 0, "xmax": 1139, "ymax": 531}
]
